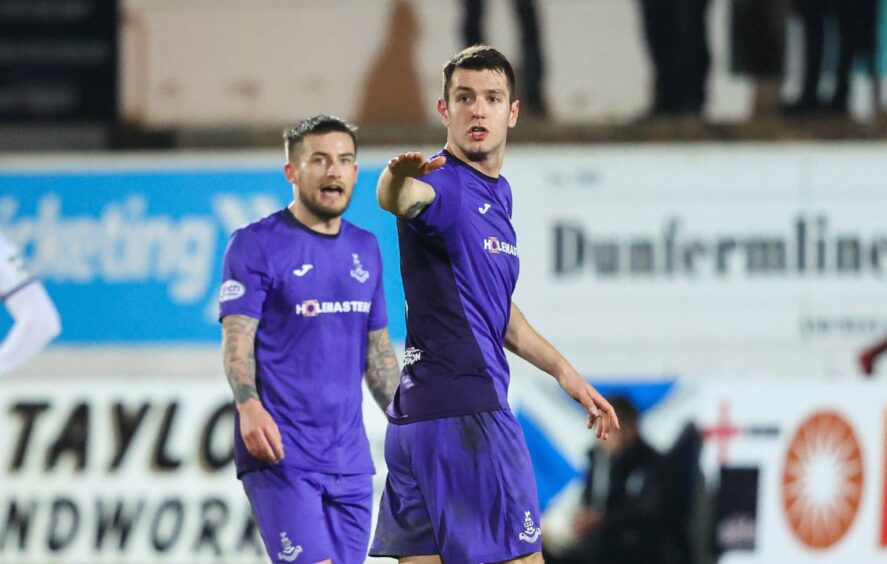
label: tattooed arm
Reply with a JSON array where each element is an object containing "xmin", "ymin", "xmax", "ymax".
[
  {"xmin": 222, "ymin": 314, "xmax": 284, "ymax": 463},
  {"xmin": 364, "ymin": 327, "xmax": 400, "ymax": 411}
]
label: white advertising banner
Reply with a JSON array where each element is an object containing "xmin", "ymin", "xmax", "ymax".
[
  {"xmin": 516, "ymin": 374, "xmax": 887, "ymax": 564},
  {"xmin": 692, "ymin": 379, "xmax": 887, "ymax": 564},
  {"xmin": 0, "ymin": 375, "xmax": 392, "ymax": 564},
  {"xmin": 0, "ymin": 376, "xmax": 263, "ymax": 563},
  {"xmin": 2, "ymin": 372, "xmax": 885, "ymax": 563},
  {"xmin": 505, "ymin": 144, "xmax": 887, "ymax": 380}
]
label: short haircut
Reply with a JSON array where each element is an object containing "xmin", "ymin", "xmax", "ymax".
[
  {"xmin": 608, "ymin": 395, "xmax": 640, "ymax": 426},
  {"xmin": 442, "ymin": 45, "xmax": 516, "ymax": 102},
  {"xmin": 283, "ymin": 115, "xmax": 357, "ymax": 162}
]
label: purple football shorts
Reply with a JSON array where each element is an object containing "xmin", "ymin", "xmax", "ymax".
[
  {"xmin": 370, "ymin": 410, "xmax": 543, "ymax": 562},
  {"xmin": 242, "ymin": 465, "xmax": 372, "ymax": 563}
]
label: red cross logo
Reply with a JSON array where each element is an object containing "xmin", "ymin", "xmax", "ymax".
[{"xmin": 703, "ymin": 401, "xmax": 742, "ymax": 465}]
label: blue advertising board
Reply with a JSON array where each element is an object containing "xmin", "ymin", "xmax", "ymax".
[{"xmin": 0, "ymin": 159, "xmax": 405, "ymax": 343}]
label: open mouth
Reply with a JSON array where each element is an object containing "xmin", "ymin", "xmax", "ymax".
[
  {"xmin": 469, "ymin": 126, "xmax": 488, "ymax": 141},
  {"xmin": 320, "ymin": 185, "xmax": 344, "ymax": 196}
]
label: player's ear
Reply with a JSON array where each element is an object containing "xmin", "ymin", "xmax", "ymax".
[
  {"xmin": 283, "ymin": 162, "xmax": 298, "ymax": 185},
  {"xmin": 508, "ymin": 99, "xmax": 520, "ymax": 128},
  {"xmin": 437, "ymin": 98, "xmax": 450, "ymax": 126}
]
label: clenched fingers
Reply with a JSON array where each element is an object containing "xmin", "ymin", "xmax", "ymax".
[{"xmin": 244, "ymin": 425, "xmax": 284, "ymax": 463}]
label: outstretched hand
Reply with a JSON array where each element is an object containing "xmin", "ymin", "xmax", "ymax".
[
  {"xmin": 557, "ymin": 371, "xmax": 619, "ymax": 440},
  {"xmin": 387, "ymin": 152, "xmax": 446, "ymax": 178}
]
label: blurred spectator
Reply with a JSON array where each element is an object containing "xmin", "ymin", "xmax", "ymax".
[
  {"xmin": 0, "ymin": 232, "xmax": 61, "ymax": 374},
  {"xmin": 637, "ymin": 0, "xmax": 711, "ymax": 118},
  {"xmin": 859, "ymin": 335, "xmax": 887, "ymax": 376},
  {"xmin": 461, "ymin": 0, "xmax": 548, "ymax": 117},
  {"xmin": 545, "ymin": 396, "xmax": 689, "ymax": 564},
  {"xmin": 785, "ymin": 0, "xmax": 879, "ymax": 115},
  {"xmin": 730, "ymin": 0, "xmax": 789, "ymax": 117}
]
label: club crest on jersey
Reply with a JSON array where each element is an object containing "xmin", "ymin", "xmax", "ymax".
[
  {"xmin": 484, "ymin": 236, "xmax": 518, "ymax": 256},
  {"xmin": 277, "ymin": 531, "xmax": 302, "ymax": 562},
  {"xmin": 518, "ymin": 510, "xmax": 541, "ymax": 543},
  {"xmin": 350, "ymin": 253, "xmax": 370, "ymax": 283}
]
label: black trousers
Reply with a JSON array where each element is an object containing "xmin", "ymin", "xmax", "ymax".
[
  {"xmin": 792, "ymin": 0, "xmax": 878, "ymax": 110},
  {"xmin": 462, "ymin": 0, "xmax": 546, "ymax": 113},
  {"xmin": 638, "ymin": 0, "xmax": 711, "ymax": 115}
]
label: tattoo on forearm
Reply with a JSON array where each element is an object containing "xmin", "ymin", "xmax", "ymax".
[
  {"xmin": 365, "ymin": 328, "xmax": 400, "ymax": 410},
  {"xmin": 222, "ymin": 315, "xmax": 260, "ymax": 404}
]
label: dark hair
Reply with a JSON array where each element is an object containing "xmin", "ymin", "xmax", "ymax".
[
  {"xmin": 608, "ymin": 395, "xmax": 639, "ymax": 426},
  {"xmin": 283, "ymin": 115, "xmax": 357, "ymax": 162},
  {"xmin": 442, "ymin": 45, "xmax": 515, "ymax": 102}
]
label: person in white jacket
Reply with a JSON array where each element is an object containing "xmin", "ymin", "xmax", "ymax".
[{"xmin": 0, "ymin": 232, "xmax": 61, "ymax": 374}]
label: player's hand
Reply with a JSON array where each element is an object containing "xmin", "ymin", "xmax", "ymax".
[
  {"xmin": 860, "ymin": 348, "xmax": 876, "ymax": 376},
  {"xmin": 387, "ymin": 152, "xmax": 446, "ymax": 179},
  {"xmin": 238, "ymin": 399, "xmax": 285, "ymax": 463},
  {"xmin": 557, "ymin": 371, "xmax": 619, "ymax": 440}
]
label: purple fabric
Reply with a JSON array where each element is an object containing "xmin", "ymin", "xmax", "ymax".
[
  {"xmin": 243, "ymin": 466, "xmax": 372, "ymax": 563},
  {"xmin": 370, "ymin": 410, "xmax": 543, "ymax": 561},
  {"xmin": 220, "ymin": 210, "xmax": 386, "ymax": 476},
  {"xmin": 387, "ymin": 150, "xmax": 519, "ymax": 423}
]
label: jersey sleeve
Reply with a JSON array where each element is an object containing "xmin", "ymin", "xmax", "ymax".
[
  {"xmin": 0, "ymin": 236, "xmax": 34, "ymax": 299},
  {"xmin": 405, "ymin": 163, "xmax": 462, "ymax": 235},
  {"xmin": 218, "ymin": 228, "xmax": 271, "ymax": 320},
  {"xmin": 367, "ymin": 241, "xmax": 388, "ymax": 331}
]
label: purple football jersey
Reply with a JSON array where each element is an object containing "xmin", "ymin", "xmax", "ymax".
[
  {"xmin": 219, "ymin": 210, "xmax": 387, "ymax": 476},
  {"xmin": 387, "ymin": 149, "xmax": 519, "ymax": 423}
]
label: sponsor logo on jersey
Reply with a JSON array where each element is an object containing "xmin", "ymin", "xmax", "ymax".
[
  {"xmin": 478, "ymin": 203, "xmax": 491, "ymax": 214},
  {"xmin": 484, "ymin": 236, "xmax": 518, "ymax": 256},
  {"xmin": 219, "ymin": 280, "xmax": 245, "ymax": 302},
  {"xmin": 295, "ymin": 299, "xmax": 371, "ymax": 317},
  {"xmin": 292, "ymin": 264, "xmax": 313, "ymax": 277},
  {"xmin": 404, "ymin": 347, "xmax": 423, "ymax": 366}
]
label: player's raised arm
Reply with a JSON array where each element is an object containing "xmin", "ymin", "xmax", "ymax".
[
  {"xmin": 505, "ymin": 302, "xmax": 619, "ymax": 440},
  {"xmin": 377, "ymin": 151, "xmax": 445, "ymax": 218},
  {"xmin": 222, "ymin": 314, "xmax": 284, "ymax": 463},
  {"xmin": 364, "ymin": 327, "xmax": 400, "ymax": 411}
]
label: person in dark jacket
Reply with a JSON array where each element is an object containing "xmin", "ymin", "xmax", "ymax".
[{"xmin": 546, "ymin": 396, "xmax": 683, "ymax": 564}]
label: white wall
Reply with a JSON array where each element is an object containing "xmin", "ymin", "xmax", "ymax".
[{"xmin": 119, "ymin": 0, "xmax": 764, "ymax": 127}]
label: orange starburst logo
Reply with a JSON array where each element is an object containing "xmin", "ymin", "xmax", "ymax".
[{"xmin": 782, "ymin": 410, "xmax": 864, "ymax": 549}]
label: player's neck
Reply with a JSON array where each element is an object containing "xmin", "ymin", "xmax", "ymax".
[
  {"xmin": 445, "ymin": 142, "xmax": 504, "ymax": 179},
  {"xmin": 287, "ymin": 202, "xmax": 341, "ymax": 236}
]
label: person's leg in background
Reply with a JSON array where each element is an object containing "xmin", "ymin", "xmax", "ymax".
[
  {"xmin": 682, "ymin": 0, "xmax": 711, "ymax": 114},
  {"xmin": 513, "ymin": 0, "xmax": 548, "ymax": 116},
  {"xmin": 788, "ymin": 0, "xmax": 826, "ymax": 111},
  {"xmin": 462, "ymin": 0, "xmax": 484, "ymax": 46},
  {"xmin": 638, "ymin": 0, "xmax": 681, "ymax": 115}
]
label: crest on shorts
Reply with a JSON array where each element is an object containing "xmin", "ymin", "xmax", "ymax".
[
  {"xmin": 277, "ymin": 531, "xmax": 303, "ymax": 562},
  {"xmin": 518, "ymin": 510, "xmax": 541, "ymax": 543}
]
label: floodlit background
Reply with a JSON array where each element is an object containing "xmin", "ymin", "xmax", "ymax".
[{"xmin": 1, "ymin": 1, "xmax": 886, "ymax": 563}]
